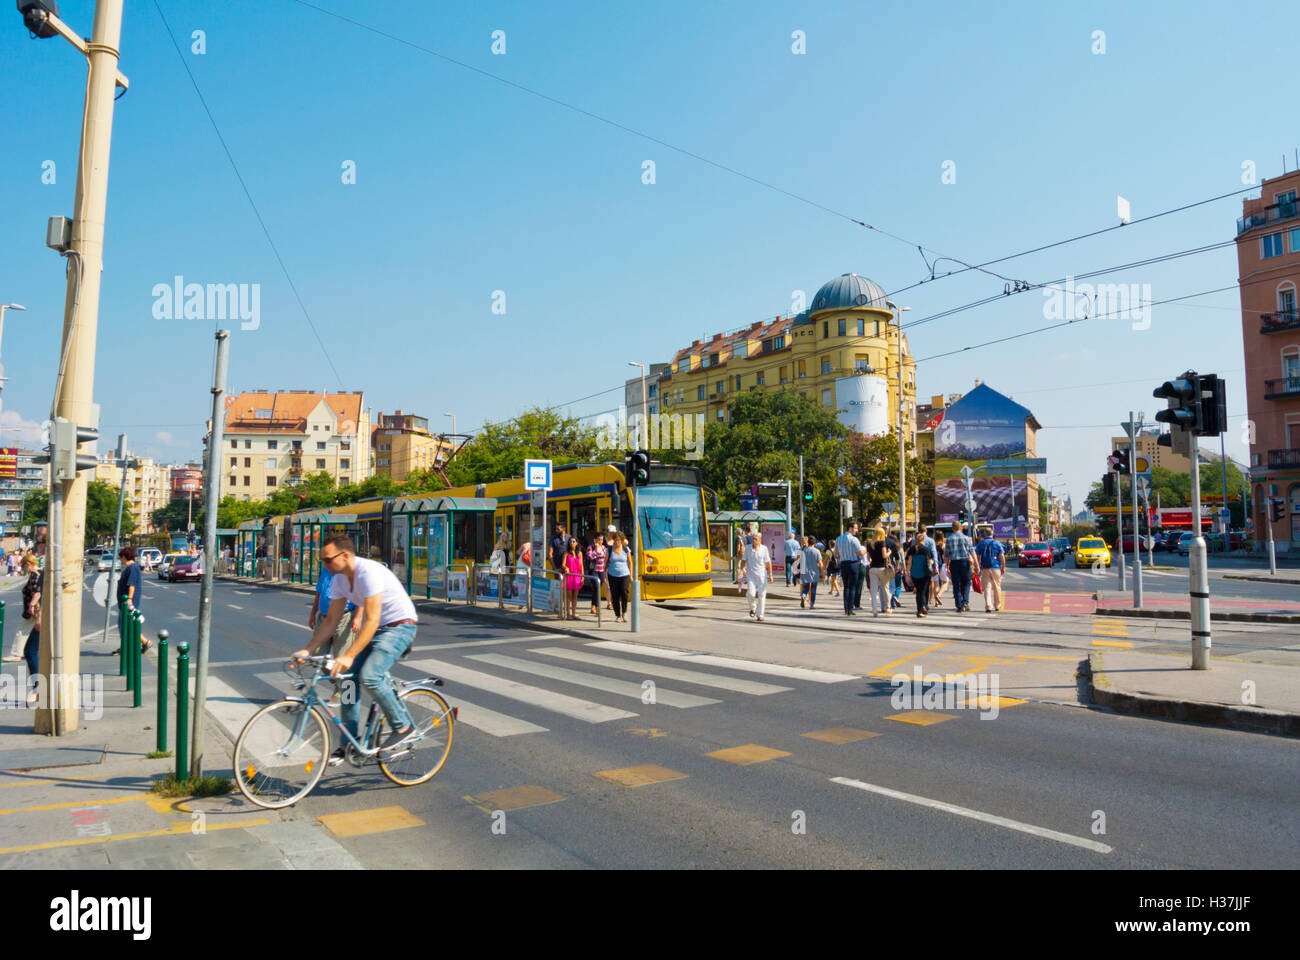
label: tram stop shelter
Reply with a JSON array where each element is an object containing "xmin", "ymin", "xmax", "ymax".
[
  {"xmin": 708, "ymin": 510, "xmax": 791, "ymax": 579},
  {"xmin": 235, "ymin": 519, "xmax": 266, "ymax": 578},
  {"xmin": 289, "ymin": 511, "xmax": 361, "ymax": 585},
  {"xmin": 391, "ymin": 496, "xmax": 497, "ymax": 600}
]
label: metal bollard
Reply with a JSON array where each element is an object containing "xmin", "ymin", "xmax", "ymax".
[
  {"xmin": 176, "ymin": 642, "xmax": 190, "ymax": 782},
  {"xmin": 132, "ymin": 611, "xmax": 142, "ymax": 709},
  {"xmin": 156, "ymin": 630, "xmax": 169, "ymax": 752},
  {"xmin": 124, "ymin": 608, "xmax": 135, "ymax": 692},
  {"xmin": 0, "ymin": 599, "xmax": 5, "ymax": 651},
  {"xmin": 119, "ymin": 599, "xmax": 128, "ymax": 676}
]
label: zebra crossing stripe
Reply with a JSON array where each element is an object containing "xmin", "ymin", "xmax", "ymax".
[
  {"xmin": 527, "ymin": 647, "xmax": 790, "ymax": 695},
  {"xmin": 466, "ymin": 653, "xmax": 721, "ymax": 708},
  {"xmin": 588, "ymin": 642, "xmax": 858, "ymax": 683},
  {"xmin": 405, "ymin": 657, "xmax": 637, "ymax": 723}
]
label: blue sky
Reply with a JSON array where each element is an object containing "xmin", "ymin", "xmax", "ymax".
[{"xmin": 1, "ymin": 0, "xmax": 1289, "ymax": 507}]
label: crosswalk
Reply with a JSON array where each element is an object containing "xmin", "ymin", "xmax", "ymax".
[{"xmin": 207, "ymin": 640, "xmax": 860, "ymax": 745}]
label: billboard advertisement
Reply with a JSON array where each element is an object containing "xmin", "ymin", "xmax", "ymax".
[
  {"xmin": 933, "ymin": 385, "xmax": 1032, "ymax": 538},
  {"xmin": 835, "ymin": 376, "xmax": 889, "ymax": 437},
  {"xmin": 0, "ymin": 448, "xmax": 16, "ymax": 480}
]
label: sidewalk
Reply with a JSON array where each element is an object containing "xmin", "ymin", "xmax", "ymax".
[{"xmin": 0, "ymin": 587, "xmax": 361, "ymax": 870}]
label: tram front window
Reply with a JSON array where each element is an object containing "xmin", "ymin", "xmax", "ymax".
[{"xmin": 635, "ymin": 484, "xmax": 707, "ymax": 550}]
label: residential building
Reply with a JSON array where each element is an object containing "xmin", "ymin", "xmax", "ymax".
[
  {"xmin": 0, "ymin": 447, "xmax": 47, "ymax": 533},
  {"xmin": 654, "ymin": 273, "xmax": 917, "ymax": 436},
  {"xmin": 624, "ymin": 363, "xmax": 670, "ymax": 416},
  {"xmin": 222, "ymin": 390, "xmax": 370, "ymax": 501},
  {"xmin": 1237, "ymin": 168, "xmax": 1300, "ymax": 549},
  {"xmin": 94, "ymin": 455, "xmax": 172, "ymax": 533},
  {"xmin": 372, "ymin": 410, "xmax": 453, "ymax": 482},
  {"xmin": 171, "ymin": 464, "xmax": 203, "ymax": 501}
]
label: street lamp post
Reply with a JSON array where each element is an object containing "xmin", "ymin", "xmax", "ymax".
[
  {"xmin": 0, "ymin": 303, "xmax": 27, "ymax": 448},
  {"xmin": 444, "ymin": 412, "xmax": 456, "ymax": 439},
  {"xmin": 890, "ymin": 303, "xmax": 912, "ymax": 538}
]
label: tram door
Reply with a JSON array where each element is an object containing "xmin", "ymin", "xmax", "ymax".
[{"xmin": 570, "ymin": 498, "xmax": 598, "ymax": 546}]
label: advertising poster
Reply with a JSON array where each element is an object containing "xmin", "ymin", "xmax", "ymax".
[
  {"xmin": 760, "ymin": 523, "xmax": 786, "ymax": 573},
  {"xmin": 474, "ymin": 568, "xmax": 500, "ymax": 602},
  {"xmin": 390, "ymin": 516, "xmax": 408, "ymax": 587},
  {"xmin": 448, "ymin": 567, "xmax": 468, "ymax": 600},
  {"xmin": 503, "ymin": 570, "xmax": 528, "ymax": 607},
  {"xmin": 933, "ymin": 386, "xmax": 1031, "ymax": 536},
  {"xmin": 428, "ymin": 515, "xmax": 447, "ymax": 589},
  {"xmin": 0, "ymin": 448, "xmax": 16, "ymax": 480},
  {"xmin": 834, "ymin": 376, "xmax": 889, "ymax": 436}
]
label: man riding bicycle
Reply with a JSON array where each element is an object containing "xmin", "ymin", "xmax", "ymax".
[{"xmin": 293, "ymin": 533, "xmax": 419, "ymax": 765}]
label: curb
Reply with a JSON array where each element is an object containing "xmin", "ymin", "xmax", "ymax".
[
  {"xmin": 1093, "ymin": 605, "xmax": 1300, "ymax": 625},
  {"xmin": 1223, "ymin": 574, "xmax": 1300, "ymax": 586},
  {"xmin": 1085, "ymin": 652, "xmax": 1299, "ymax": 737}
]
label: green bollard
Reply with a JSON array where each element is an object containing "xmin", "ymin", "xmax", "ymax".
[
  {"xmin": 1, "ymin": 599, "xmax": 6, "ymax": 651},
  {"xmin": 132, "ymin": 611, "xmax": 142, "ymax": 709},
  {"xmin": 157, "ymin": 630, "xmax": 169, "ymax": 752},
  {"xmin": 119, "ymin": 599, "xmax": 128, "ymax": 676},
  {"xmin": 124, "ymin": 607, "xmax": 134, "ymax": 692},
  {"xmin": 176, "ymin": 642, "xmax": 190, "ymax": 782}
]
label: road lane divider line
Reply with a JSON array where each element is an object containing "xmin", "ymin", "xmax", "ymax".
[
  {"xmin": 228, "ymin": 604, "xmax": 244, "ymax": 610},
  {"xmin": 404, "ymin": 657, "xmax": 636, "ymax": 723},
  {"xmin": 1092, "ymin": 640, "xmax": 1133, "ymax": 648},
  {"xmin": 527, "ymin": 647, "xmax": 791, "ymax": 695},
  {"xmin": 266, "ymin": 616, "xmax": 311, "ymax": 631},
  {"xmin": 465, "ymin": 653, "xmax": 720, "ymax": 708},
  {"xmin": 829, "ymin": 776, "xmax": 1112, "ymax": 854},
  {"xmin": 588, "ymin": 642, "xmax": 858, "ymax": 682},
  {"xmin": 865, "ymin": 641, "xmax": 952, "ymax": 678},
  {"xmin": 0, "ymin": 794, "xmax": 151, "ymax": 817}
]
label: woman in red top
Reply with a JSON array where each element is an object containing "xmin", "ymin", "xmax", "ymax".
[
  {"xmin": 563, "ymin": 536, "xmax": 584, "ymax": 619},
  {"xmin": 585, "ymin": 534, "xmax": 607, "ymax": 615}
]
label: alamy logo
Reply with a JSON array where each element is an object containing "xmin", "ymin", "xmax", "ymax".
[
  {"xmin": 50, "ymin": 891, "xmax": 151, "ymax": 940},
  {"xmin": 151, "ymin": 275, "xmax": 260, "ymax": 330},
  {"xmin": 890, "ymin": 666, "xmax": 1002, "ymax": 719},
  {"xmin": 1042, "ymin": 275, "xmax": 1151, "ymax": 330},
  {"xmin": 594, "ymin": 405, "xmax": 705, "ymax": 460}
]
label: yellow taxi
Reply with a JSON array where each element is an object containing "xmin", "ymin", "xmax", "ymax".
[{"xmin": 1075, "ymin": 536, "xmax": 1111, "ymax": 568}]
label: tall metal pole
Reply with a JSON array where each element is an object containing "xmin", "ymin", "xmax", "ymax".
[
  {"xmin": 1129, "ymin": 413, "xmax": 1143, "ymax": 608},
  {"xmin": 38, "ymin": 0, "xmax": 126, "ymax": 736},
  {"xmin": 1189, "ymin": 433, "xmax": 1211, "ymax": 669},
  {"xmin": 1267, "ymin": 495, "xmax": 1277, "ymax": 575},
  {"xmin": 1115, "ymin": 468, "xmax": 1125, "ymax": 591},
  {"xmin": 1219, "ymin": 431, "xmax": 1230, "ymax": 537},
  {"xmin": 191, "ymin": 330, "xmax": 229, "ymax": 777},
  {"xmin": 895, "ymin": 304, "xmax": 907, "ymax": 542},
  {"xmin": 100, "ymin": 434, "xmax": 128, "ymax": 646},
  {"xmin": 798, "ymin": 454, "xmax": 804, "ymax": 539}
]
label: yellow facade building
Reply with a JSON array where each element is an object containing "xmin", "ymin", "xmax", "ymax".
[
  {"xmin": 657, "ymin": 274, "xmax": 917, "ymax": 438},
  {"xmin": 372, "ymin": 411, "xmax": 454, "ymax": 482}
]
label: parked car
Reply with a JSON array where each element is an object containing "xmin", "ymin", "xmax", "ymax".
[
  {"xmin": 1177, "ymin": 532, "xmax": 1195, "ymax": 556},
  {"xmin": 169, "ymin": 555, "xmax": 202, "ymax": 582},
  {"xmin": 1018, "ymin": 542, "xmax": 1054, "ymax": 567},
  {"xmin": 1048, "ymin": 537, "xmax": 1070, "ymax": 561},
  {"xmin": 85, "ymin": 548, "xmax": 121, "ymax": 573},
  {"xmin": 1074, "ymin": 536, "xmax": 1111, "ymax": 568},
  {"xmin": 1161, "ymin": 530, "xmax": 1184, "ymax": 552},
  {"xmin": 157, "ymin": 553, "xmax": 186, "ymax": 580}
]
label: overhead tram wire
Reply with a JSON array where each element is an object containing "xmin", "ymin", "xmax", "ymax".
[{"xmin": 152, "ymin": 1, "xmax": 345, "ymax": 388}]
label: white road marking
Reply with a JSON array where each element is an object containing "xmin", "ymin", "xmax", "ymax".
[
  {"xmin": 528, "ymin": 647, "xmax": 790, "ymax": 695},
  {"xmin": 404, "ymin": 657, "xmax": 636, "ymax": 723},
  {"xmin": 830, "ymin": 776, "xmax": 1112, "ymax": 854},
  {"xmin": 174, "ymin": 613, "xmax": 195, "ymax": 621},
  {"xmin": 210, "ymin": 657, "xmax": 287, "ymax": 668},
  {"xmin": 589, "ymin": 641, "xmax": 859, "ymax": 683},
  {"xmin": 466, "ymin": 653, "xmax": 720, "ymax": 708},
  {"xmin": 266, "ymin": 616, "xmax": 311, "ymax": 631},
  {"xmin": 228, "ymin": 604, "xmax": 244, "ymax": 611},
  {"xmin": 234, "ymin": 590, "xmax": 253, "ymax": 595}
]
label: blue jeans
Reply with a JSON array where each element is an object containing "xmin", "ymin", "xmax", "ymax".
[
  {"xmin": 340, "ymin": 623, "xmax": 415, "ymax": 742},
  {"xmin": 840, "ymin": 562, "xmax": 860, "ymax": 614},
  {"xmin": 891, "ymin": 571, "xmax": 903, "ymax": 606},
  {"xmin": 803, "ymin": 579, "xmax": 818, "ymax": 608},
  {"xmin": 23, "ymin": 628, "xmax": 40, "ymax": 687}
]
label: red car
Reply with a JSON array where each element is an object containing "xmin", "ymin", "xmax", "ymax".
[
  {"xmin": 1018, "ymin": 542, "xmax": 1054, "ymax": 567},
  {"xmin": 169, "ymin": 555, "xmax": 202, "ymax": 582}
]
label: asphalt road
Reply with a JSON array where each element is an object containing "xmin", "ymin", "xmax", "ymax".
[{"xmin": 105, "ymin": 573, "xmax": 1300, "ymax": 870}]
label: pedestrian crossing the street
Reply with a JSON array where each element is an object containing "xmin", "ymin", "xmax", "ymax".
[{"xmin": 210, "ymin": 640, "xmax": 859, "ymax": 745}]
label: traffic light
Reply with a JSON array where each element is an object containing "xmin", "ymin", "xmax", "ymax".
[
  {"xmin": 1103, "ymin": 473, "xmax": 1116, "ymax": 497},
  {"xmin": 802, "ymin": 480, "xmax": 814, "ymax": 502},
  {"xmin": 626, "ymin": 450, "xmax": 650, "ymax": 487},
  {"xmin": 32, "ymin": 417, "xmax": 98, "ymax": 481},
  {"xmin": 1154, "ymin": 374, "xmax": 1201, "ymax": 434},
  {"xmin": 1199, "ymin": 374, "xmax": 1227, "ymax": 436},
  {"xmin": 1112, "ymin": 447, "xmax": 1131, "ymax": 475},
  {"xmin": 1272, "ymin": 498, "xmax": 1286, "ymax": 522}
]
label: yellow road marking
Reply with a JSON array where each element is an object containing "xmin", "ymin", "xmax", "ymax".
[
  {"xmin": 706, "ymin": 744, "xmax": 791, "ymax": 765},
  {"xmin": 1092, "ymin": 639, "xmax": 1133, "ymax": 648},
  {"xmin": 0, "ymin": 794, "xmax": 151, "ymax": 817},
  {"xmin": 958, "ymin": 695, "xmax": 1027, "ymax": 710},
  {"xmin": 593, "ymin": 765, "xmax": 688, "ymax": 788},
  {"xmin": 144, "ymin": 795, "xmax": 192, "ymax": 816},
  {"xmin": 318, "ymin": 806, "xmax": 425, "ymax": 838},
  {"xmin": 464, "ymin": 785, "xmax": 565, "ymax": 812},
  {"xmin": 0, "ymin": 772, "xmax": 121, "ymax": 791},
  {"xmin": 867, "ymin": 641, "xmax": 952, "ymax": 678},
  {"xmin": 0, "ymin": 818, "xmax": 269, "ymax": 856},
  {"xmin": 801, "ymin": 728, "xmax": 881, "ymax": 745},
  {"xmin": 885, "ymin": 712, "xmax": 954, "ymax": 726}
]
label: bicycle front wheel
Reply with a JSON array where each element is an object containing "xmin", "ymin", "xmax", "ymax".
[
  {"xmin": 233, "ymin": 699, "xmax": 330, "ymax": 809},
  {"xmin": 378, "ymin": 688, "xmax": 454, "ymax": 787}
]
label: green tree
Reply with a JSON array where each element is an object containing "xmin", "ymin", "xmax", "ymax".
[
  {"xmin": 841, "ymin": 431, "xmax": 929, "ymax": 536},
  {"xmin": 445, "ymin": 407, "xmax": 601, "ymax": 486},
  {"xmin": 20, "ymin": 487, "xmax": 48, "ymax": 527},
  {"xmin": 215, "ymin": 495, "xmax": 264, "ymax": 529},
  {"xmin": 85, "ymin": 480, "xmax": 137, "ymax": 542},
  {"xmin": 151, "ymin": 497, "xmax": 196, "ymax": 533}
]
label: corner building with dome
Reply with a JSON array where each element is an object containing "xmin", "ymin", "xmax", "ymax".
[{"xmin": 654, "ymin": 273, "xmax": 918, "ymax": 441}]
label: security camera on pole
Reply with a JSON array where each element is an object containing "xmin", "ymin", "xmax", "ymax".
[{"xmin": 1154, "ymin": 371, "xmax": 1226, "ymax": 670}]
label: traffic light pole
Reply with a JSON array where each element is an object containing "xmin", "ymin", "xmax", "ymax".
[
  {"xmin": 798, "ymin": 455, "xmax": 804, "ymax": 539},
  {"xmin": 1115, "ymin": 470, "xmax": 1125, "ymax": 591},
  {"xmin": 36, "ymin": 0, "xmax": 126, "ymax": 736},
  {"xmin": 1127, "ymin": 413, "xmax": 1143, "ymax": 609},
  {"xmin": 1267, "ymin": 500, "xmax": 1277, "ymax": 575},
  {"xmin": 1188, "ymin": 434, "xmax": 1211, "ymax": 670},
  {"xmin": 100, "ymin": 435, "xmax": 129, "ymax": 647}
]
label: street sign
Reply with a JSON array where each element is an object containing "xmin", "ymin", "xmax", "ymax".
[
  {"xmin": 883, "ymin": 501, "xmax": 897, "ymax": 513},
  {"xmin": 523, "ymin": 458, "xmax": 552, "ymax": 491},
  {"xmin": 92, "ymin": 573, "xmax": 109, "ymax": 607},
  {"xmin": 1134, "ymin": 455, "xmax": 1150, "ymax": 473},
  {"xmin": 1219, "ymin": 508, "xmax": 1231, "ymax": 521},
  {"xmin": 983, "ymin": 457, "xmax": 1048, "ymax": 473},
  {"xmin": 531, "ymin": 490, "xmax": 545, "ymax": 508}
]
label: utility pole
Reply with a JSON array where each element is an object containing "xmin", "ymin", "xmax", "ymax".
[
  {"xmin": 1126, "ymin": 412, "xmax": 1143, "ymax": 609},
  {"xmin": 192, "ymin": 330, "xmax": 229, "ymax": 776},
  {"xmin": 798, "ymin": 454, "xmax": 804, "ymax": 539},
  {"xmin": 32, "ymin": 0, "xmax": 128, "ymax": 735},
  {"xmin": 1115, "ymin": 467, "xmax": 1125, "ymax": 591},
  {"xmin": 1219, "ymin": 431, "xmax": 1230, "ymax": 538},
  {"xmin": 1189, "ymin": 431, "xmax": 1210, "ymax": 670},
  {"xmin": 100, "ymin": 434, "xmax": 131, "ymax": 646}
]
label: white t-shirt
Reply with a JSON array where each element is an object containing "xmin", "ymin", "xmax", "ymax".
[
  {"xmin": 329, "ymin": 556, "xmax": 417, "ymax": 626},
  {"xmin": 744, "ymin": 544, "xmax": 772, "ymax": 580}
]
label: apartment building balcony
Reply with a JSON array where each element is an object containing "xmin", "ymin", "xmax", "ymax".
[
  {"xmin": 1267, "ymin": 448, "xmax": 1300, "ymax": 469},
  {"xmin": 1264, "ymin": 377, "xmax": 1300, "ymax": 399},
  {"xmin": 1261, "ymin": 310, "xmax": 1300, "ymax": 335},
  {"xmin": 1238, "ymin": 199, "xmax": 1299, "ymax": 236}
]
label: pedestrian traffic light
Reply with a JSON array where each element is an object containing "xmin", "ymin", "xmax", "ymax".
[
  {"xmin": 1271, "ymin": 498, "xmax": 1286, "ymax": 522},
  {"xmin": 33, "ymin": 417, "xmax": 98, "ymax": 481},
  {"xmin": 626, "ymin": 450, "xmax": 650, "ymax": 487},
  {"xmin": 1153, "ymin": 374, "xmax": 1201, "ymax": 434},
  {"xmin": 802, "ymin": 480, "xmax": 814, "ymax": 502}
]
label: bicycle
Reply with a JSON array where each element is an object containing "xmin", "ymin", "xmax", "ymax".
[{"xmin": 233, "ymin": 655, "xmax": 456, "ymax": 809}]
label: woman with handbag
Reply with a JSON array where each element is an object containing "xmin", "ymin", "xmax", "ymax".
[{"xmin": 904, "ymin": 530, "xmax": 936, "ymax": 618}]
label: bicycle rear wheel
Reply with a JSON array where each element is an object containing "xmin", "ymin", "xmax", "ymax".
[
  {"xmin": 233, "ymin": 699, "xmax": 330, "ymax": 809},
  {"xmin": 378, "ymin": 688, "xmax": 453, "ymax": 786}
]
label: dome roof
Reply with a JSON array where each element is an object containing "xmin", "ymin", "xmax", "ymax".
[{"xmin": 809, "ymin": 273, "xmax": 888, "ymax": 314}]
